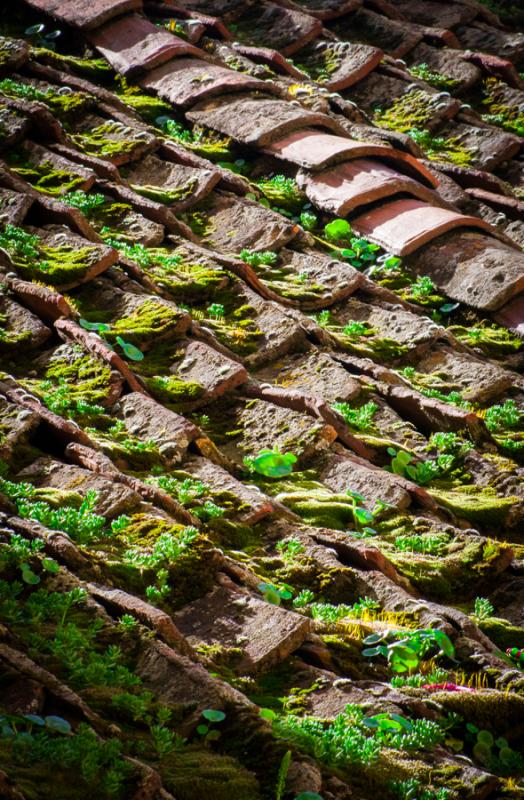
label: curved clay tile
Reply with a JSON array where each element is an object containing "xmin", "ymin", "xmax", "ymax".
[
  {"xmin": 296, "ymin": 158, "xmax": 445, "ymax": 216},
  {"xmin": 140, "ymin": 58, "xmax": 271, "ymax": 108},
  {"xmin": 89, "ymin": 14, "xmax": 204, "ymax": 76},
  {"xmin": 270, "ymin": 0, "xmax": 362, "ymax": 21},
  {"xmin": 351, "ymin": 197, "xmax": 496, "ymax": 256},
  {"xmin": 186, "ymin": 95, "xmax": 346, "ymax": 146},
  {"xmin": 263, "ymin": 129, "xmax": 438, "ymax": 187},
  {"xmin": 21, "ymin": 0, "xmax": 142, "ymax": 30}
]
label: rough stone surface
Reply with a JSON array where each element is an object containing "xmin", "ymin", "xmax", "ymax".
[
  {"xmin": 126, "ymin": 154, "xmax": 220, "ymax": 212},
  {"xmin": 333, "ymin": 297, "xmax": 444, "ymax": 352},
  {"xmin": 455, "ymin": 21, "xmax": 524, "ymax": 64},
  {"xmin": 415, "ymin": 347, "xmax": 515, "ymax": 404},
  {"xmin": 255, "ymin": 350, "xmax": 361, "ymax": 404},
  {"xmin": 0, "ymin": 294, "xmax": 51, "ymax": 351},
  {"xmin": 296, "ymin": 38, "xmax": 383, "ymax": 91},
  {"xmin": 438, "ymin": 122, "xmax": 521, "ymax": 171},
  {"xmin": 408, "ymin": 42, "xmax": 482, "ymax": 92},
  {"xmin": 173, "ymin": 585, "xmax": 311, "ymax": 672},
  {"xmin": 410, "ymin": 230, "xmax": 524, "ymax": 311},
  {"xmin": 274, "ymin": 247, "xmax": 363, "ymax": 307},
  {"xmin": 318, "ymin": 452, "xmax": 412, "ymax": 511},
  {"xmin": 118, "ymin": 392, "xmax": 200, "ymax": 463},
  {"xmin": 17, "ymin": 457, "xmax": 142, "ymax": 518},
  {"xmin": 332, "ymin": 8, "xmax": 422, "ymax": 58},
  {"xmin": 0, "ymin": 187, "xmax": 34, "ymax": 226},
  {"xmin": 229, "ymin": 2, "xmax": 322, "ymax": 56},
  {"xmin": 183, "ymin": 455, "xmax": 274, "ymax": 524},
  {"xmin": 168, "ymin": 339, "xmax": 248, "ymax": 403},
  {"xmin": 194, "ymin": 192, "xmax": 299, "ymax": 253}
]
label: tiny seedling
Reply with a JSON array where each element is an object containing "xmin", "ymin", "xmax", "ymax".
[
  {"xmin": 79, "ymin": 319, "xmax": 144, "ymax": 361},
  {"xmin": 258, "ymin": 582, "xmax": 293, "ymax": 606},
  {"xmin": 197, "ymin": 709, "xmax": 226, "ymax": 742}
]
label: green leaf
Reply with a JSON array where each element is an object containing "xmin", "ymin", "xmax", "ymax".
[
  {"xmin": 21, "ymin": 566, "xmax": 40, "ymax": 585},
  {"xmin": 45, "ymin": 716, "xmax": 71, "ymax": 734},
  {"xmin": 23, "ymin": 714, "xmax": 45, "ymax": 726},
  {"xmin": 295, "ymin": 793, "xmax": 324, "ymax": 800},
  {"xmin": 202, "ymin": 709, "xmax": 226, "ymax": 723},
  {"xmin": 196, "ymin": 724, "xmax": 209, "ymax": 735},
  {"xmin": 259, "ymin": 708, "xmax": 277, "ymax": 721},
  {"xmin": 477, "ymin": 730, "xmax": 494, "ymax": 747},
  {"xmin": 432, "ymin": 629, "xmax": 455, "ymax": 659},
  {"xmin": 363, "ymin": 633, "xmax": 383, "ymax": 645},
  {"xmin": 362, "ymin": 646, "xmax": 385, "ymax": 658},
  {"xmin": 116, "ymin": 336, "xmax": 144, "ymax": 361},
  {"xmin": 324, "ymin": 219, "xmax": 352, "ymax": 242},
  {"xmin": 79, "ymin": 318, "xmax": 111, "ymax": 333},
  {"xmin": 42, "ymin": 557, "xmax": 59, "ymax": 574},
  {"xmin": 251, "ymin": 449, "xmax": 297, "ymax": 477}
]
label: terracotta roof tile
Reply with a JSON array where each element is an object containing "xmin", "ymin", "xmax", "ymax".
[
  {"xmin": 89, "ymin": 13, "xmax": 204, "ymax": 76},
  {"xmin": 140, "ymin": 57, "xmax": 269, "ymax": 108},
  {"xmin": 494, "ymin": 295, "xmax": 524, "ymax": 336},
  {"xmin": 455, "ymin": 21, "xmax": 524, "ymax": 64},
  {"xmin": 271, "ymin": 0, "xmax": 361, "ymax": 21},
  {"xmin": 264, "ymin": 129, "xmax": 438, "ymax": 187},
  {"xmin": 22, "ymin": 0, "xmax": 142, "ymax": 30},
  {"xmin": 297, "ymin": 158, "xmax": 444, "ymax": 216},
  {"xmin": 292, "ymin": 38, "xmax": 383, "ymax": 91},
  {"xmin": 330, "ymin": 8, "xmax": 422, "ymax": 58},
  {"xmin": 186, "ymin": 95, "xmax": 345, "ymax": 146},
  {"xmin": 351, "ymin": 197, "xmax": 495, "ymax": 256},
  {"xmin": 226, "ymin": 2, "xmax": 323, "ymax": 56}
]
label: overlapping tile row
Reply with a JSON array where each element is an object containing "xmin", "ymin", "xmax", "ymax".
[{"xmin": 0, "ymin": 3, "xmax": 523, "ymax": 800}]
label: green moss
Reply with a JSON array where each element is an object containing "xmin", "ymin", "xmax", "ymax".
[
  {"xmin": 31, "ymin": 46, "xmax": 113, "ymax": 79},
  {"xmin": 105, "ymin": 300, "xmax": 185, "ymax": 345},
  {"xmin": 481, "ymin": 78, "xmax": 524, "ymax": 137},
  {"xmin": 161, "ymin": 748, "xmax": 261, "ymax": 800},
  {"xmin": 429, "ymin": 486, "xmax": 518, "ymax": 526},
  {"xmin": 449, "ymin": 323, "xmax": 523, "ymax": 357},
  {"xmin": 0, "ymin": 77, "xmax": 91, "ymax": 118},
  {"xmin": 374, "ymin": 90, "xmax": 447, "ymax": 133},
  {"xmin": 142, "ymin": 375, "xmax": 204, "ymax": 405},
  {"xmin": 0, "ymin": 312, "xmax": 32, "ymax": 348},
  {"xmin": 407, "ymin": 128, "xmax": 473, "ymax": 167},
  {"xmin": 478, "ymin": 617, "xmax": 524, "ymax": 651},
  {"xmin": 70, "ymin": 121, "xmax": 144, "ymax": 159},
  {"xmin": 20, "ymin": 346, "xmax": 113, "ymax": 416},
  {"xmin": 7, "ymin": 151, "xmax": 86, "ymax": 196},
  {"xmin": 129, "ymin": 178, "xmax": 197, "ymax": 205}
]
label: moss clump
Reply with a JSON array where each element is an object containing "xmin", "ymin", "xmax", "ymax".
[
  {"xmin": 429, "ymin": 486, "xmax": 518, "ymax": 526},
  {"xmin": 129, "ymin": 178, "xmax": 197, "ymax": 206},
  {"xmin": 374, "ymin": 90, "xmax": 448, "ymax": 133},
  {"xmin": 31, "ymin": 46, "xmax": 113, "ymax": 79},
  {"xmin": 104, "ymin": 300, "xmax": 186, "ymax": 345},
  {"xmin": 407, "ymin": 128, "xmax": 473, "ymax": 167},
  {"xmin": 26, "ymin": 245, "xmax": 101, "ymax": 285},
  {"xmin": 7, "ymin": 151, "xmax": 86, "ymax": 196},
  {"xmin": 161, "ymin": 749, "xmax": 261, "ymax": 800},
  {"xmin": 449, "ymin": 323, "xmax": 523, "ymax": 357},
  {"xmin": 481, "ymin": 78, "xmax": 524, "ymax": 137},
  {"xmin": 478, "ymin": 617, "xmax": 524, "ymax": 651},
  {"xmin": 0, "ymin": 312, "xmax": 32, "ymax": 348},
  {"xmin": 142, "ymin": 375, "xmax": 204, "ymax": 405},
  {"xmin": 20, "ymin": 345, "xmax": 113, "ymax": 417},
  {"xmin": 70, "ymin": 121, "xmax": 145, "ymax": 159},
  {"xmin": 0, "ymin": 77, "xmax": 91, "ymax": 118},
  {"xmin": 189, "ymin": 297, "xmax": 263, "ymax": 356}
]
